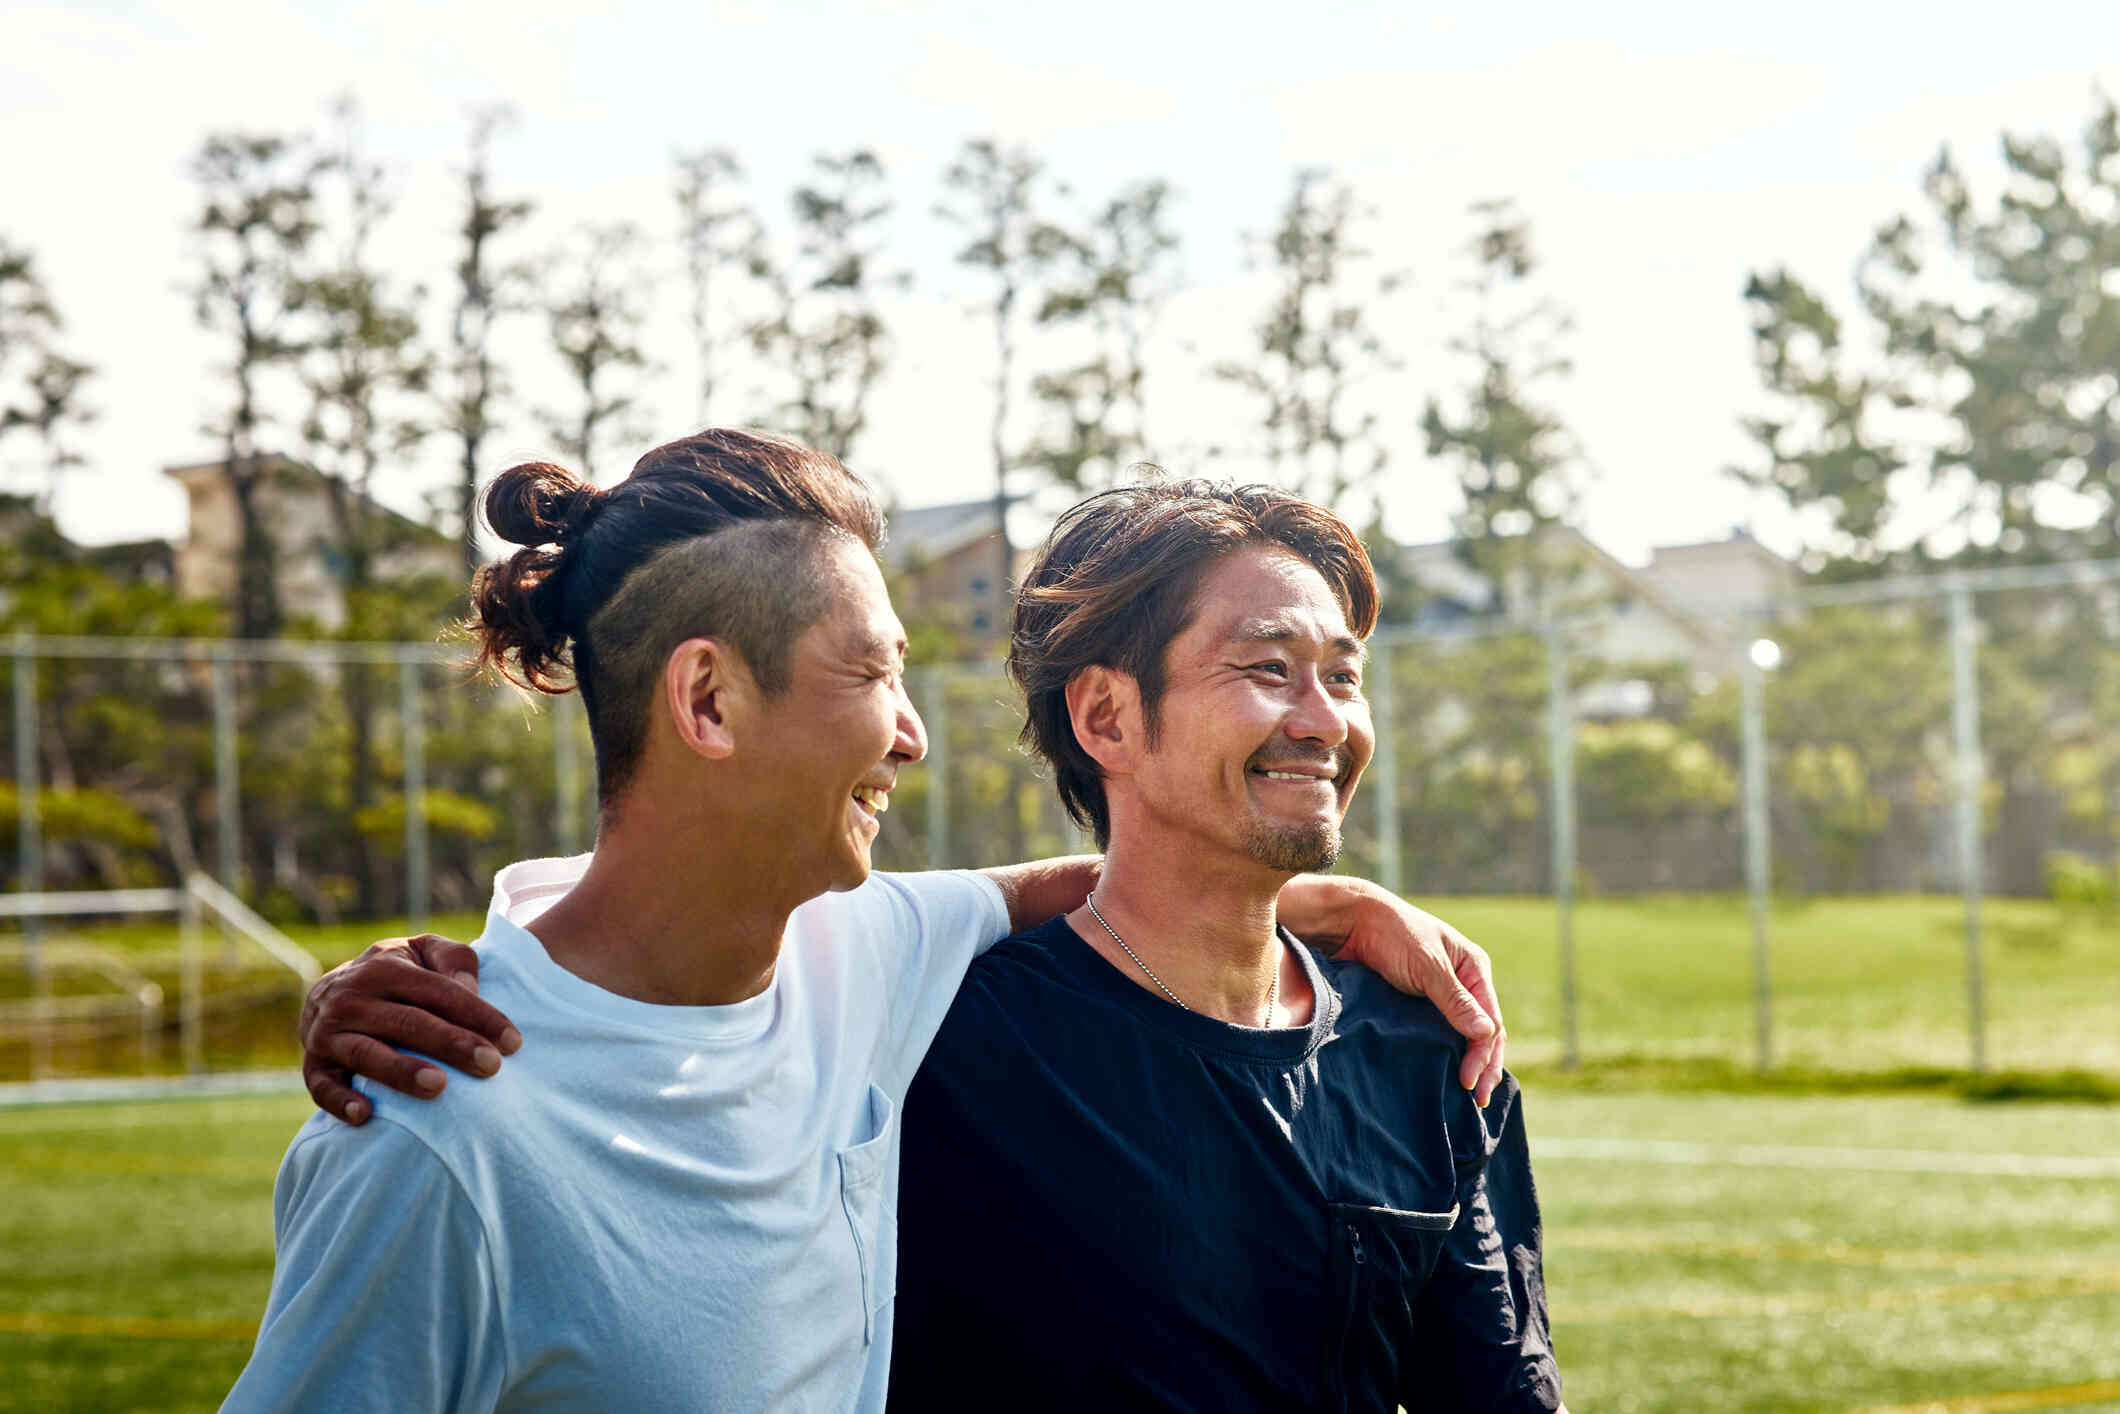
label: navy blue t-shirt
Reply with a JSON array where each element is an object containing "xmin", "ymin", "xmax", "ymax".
[{"xmin": 890, "ymin": 915, "xmax": 1561, "ymax": 1413}]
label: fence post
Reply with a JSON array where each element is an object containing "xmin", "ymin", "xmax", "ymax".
[
  {"xmin": 210, "ymin": 649, "xmax": 242, "ymax": 896},
  {"xmin": 1370, "ymin": 637, "xmax": 1403, "ymax": 896},
  {"xmin": 923, "ymin": 668, "xmax": 951, "ymax": 870},
  {"xmin": 13, "ymin": 633, "xmax": 47, "ymax": 1079},
  {"xmin": 555, "ymin": 694, "xmax": 583, "ymax": 856},
  {"xmin": 1545, "ymin": 623, "xmax": 1580, "ymax": 1070},
  {"xmin": 1949, "ymin": 583, "xmax": 1988, "ymax": 1074},
  {"xmin": 399, "ymin": 649, "xmax": 429, "ymax": 933},
  {"xmin": 1740, "ymin": 640, "xmax": 1774, "ymax": 1073},
  {"xmin": 179, "ymin": 881, "xmax": 203, "ymax": 1075}
]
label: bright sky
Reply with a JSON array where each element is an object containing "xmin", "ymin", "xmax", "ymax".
[{"xmin": 6, "ymin": 0, "xmax": 2119, "ymax": 565}]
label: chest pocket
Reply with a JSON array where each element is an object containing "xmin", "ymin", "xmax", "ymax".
[
  {"xmin": 838, "ymin": 1083, "xmax": 898, "ymax": 1344},
  {"xmin": 1320, "ymin": 1199, "xmax": 1460, "ymax": 1412}
]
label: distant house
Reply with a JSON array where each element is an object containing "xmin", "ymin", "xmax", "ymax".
[
  {"xmin": 880, "ymin": 497, "xmax": 1026, "ymax": 646},
  {"xmin": 163, "ymin": 455, "xmax": 458, "ymax": 632},
  {"xmin": 1391, "ymin": 526, "xmax": 1799, "ymax": 691}
]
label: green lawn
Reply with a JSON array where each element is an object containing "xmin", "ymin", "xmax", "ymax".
[
  {"xmin": 1423, "ymin": 893, "xmax": 2120, "ymax": 1079},
  {"xmin": 2, "ymin": 1089, "xmax": 2116, "ymax": 1412},
  {"xmin": 9, "ymin": 893, "xmax": 2120, "ymax": 1087}
]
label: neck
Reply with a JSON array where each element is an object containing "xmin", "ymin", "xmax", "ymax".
[
  {"xmin": 524, "ymin": 792, "xmax": 808, "ymax": 1006},
  {"xmin": 1072, "ymin": 837, "xmax": 1310, "ymax": 1027}
]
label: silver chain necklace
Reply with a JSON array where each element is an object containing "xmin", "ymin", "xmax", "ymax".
[{"xmin": 1084, "ymin": 894, "xmax": 1279, "ymax": 1028}]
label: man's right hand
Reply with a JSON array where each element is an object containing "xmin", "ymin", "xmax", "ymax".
[{"xmin": 300, "ymin": 935, "xmax": 523, "ymax": 1125}]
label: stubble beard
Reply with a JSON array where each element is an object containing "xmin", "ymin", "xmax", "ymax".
[{"xmin": 1241, "ymin": 816, "xmax": 1342, "ymax": 874}]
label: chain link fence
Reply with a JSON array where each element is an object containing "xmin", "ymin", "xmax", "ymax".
[{"xmin": 5, "ymin": 560, "xmax": 2119, "ymax": 1082}]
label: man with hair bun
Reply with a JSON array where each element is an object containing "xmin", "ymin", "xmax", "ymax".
[{"xmin": 233, "ymin": 430, "xmax": 1514, "ymax": 1413}]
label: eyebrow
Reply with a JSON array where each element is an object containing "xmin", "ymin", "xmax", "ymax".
[
  {"xmin": 852, "ymin": 630, "xmax": 909, "ymax": 663},
  {"xmin": 1228, "ymin": 620, "xmax": 1368, "ymax": 663}
]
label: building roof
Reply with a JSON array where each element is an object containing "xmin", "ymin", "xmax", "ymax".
[{"xmin": 880, "ymin": 497, "xmax": 1002, "ymax": 572}]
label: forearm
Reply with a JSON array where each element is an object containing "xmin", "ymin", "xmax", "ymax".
[
  {"xmin": 977, "ymin": 855, "xmax": 1103, "ymax": 934},
  {"xmin": 1273, "ymin": 873, "xmax": 1393, "ymax": 959}
]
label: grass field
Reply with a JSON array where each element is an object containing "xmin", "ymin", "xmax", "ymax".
[
  {"xmin": 2, "ymin": 1088, "xmax": 2116, "ymax": 1413},
  {"xmin": 8, "ymin": 892, "xmax": 2120, "ymax": 1086}
]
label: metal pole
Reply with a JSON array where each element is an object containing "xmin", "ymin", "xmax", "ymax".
[
  {"xmin": 211, "ymin": 651, "xmax": 241, "ymax": 894},
  {"xmin": 1741, "ymin": 647, "xmax": 1774, "ymax": 1072},
  {"xmin": 554, "ymin": 695, "xmax": 582, "ymax": 856},
  {"xmin": 1370, "ymin": 638, "xmax": 1403, "ymax": 896},
  {"xmin": 1949, "ymin": 584, "xmax": 1988, "ymax": 1074},
  {"xmin": 1545, "ymin": 625, "xmax": 1580, "ymax": 1070},
  {"xmin": 13, "ymin": 634, "xmax": 47, "ymax": 1079},
  {"xmin": 923, "ymin": 669, "xmax": 951, "ymax": 870},
  {"xmin": 179, "ymin": 881, "xmax": 203, "ymax": 1075},
  {"xmin": 400, "ymin": 649, "xmax": 428, "ymax": 933}
]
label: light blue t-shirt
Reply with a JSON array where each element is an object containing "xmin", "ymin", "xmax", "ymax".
[{"xmin": 224, "ymin": 857, "xmax": 1010, "ymax": 1414}]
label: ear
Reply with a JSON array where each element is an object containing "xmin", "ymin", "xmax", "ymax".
[
  {"xmin": 662, "ymin": 637, "xmax": 751, "ymax": 762},
  {"xmin": 1064, "ymin": 665, "xmax": 1142, "ymax": 777}
]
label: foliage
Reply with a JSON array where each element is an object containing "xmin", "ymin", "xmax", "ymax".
[
  {"xmin": 747, "ymin": 150, "xmax": 899, "ymax": 463},
  {"xmin": 443, "ymin": 107, "xmax": 534, "ymax": 574},
  {"xmin": 1022, "ymin": 179, "xmax": 1181, "ymax": 491},
  {"xmin": 1574, "ymin": 718, "xmax": 1736, "ymax": 824},
  {"xmin": 937, "ymin": 138, "xmax": 1069, "ymax": 590},
  {"xmin": 672, "ymin": 145, "xmax": 756, "ymax": 427},
  {"xmin": 2045, "ymin": 849, "xmax": 2116, "ymax": 909},
  {"xmin": 351, "ymin": 788, "xmax": 500, "ymax": 844},
  {"xmin": 190, "ymin": 129, "xmax": 324, "ymax": 639},
  {"xmin": 0, "ymin": 781, "xmax": 158, "ymax": 850},
  {"xmin": 1739, "ymin": 94, "xmax": 2120, "ymax": 571},
  {"xmin": 539, "ymin": 222, "xmax": 652, "ymax": 482},
  {"xmin": 0, "ymin": 236, "xmax": 95, "ymax": 503},
  {"xmin": 1212, "ymin": 168, "xmax": 1399, "ymax": 510},
  {"xmin": 1422, "ymin": 199, "xmax": 1586, "ymax": 599}
]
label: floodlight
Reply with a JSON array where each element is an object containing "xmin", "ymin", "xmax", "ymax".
[{"xmin": 1748, "ymin": 638, "xmax": 1783, "ymax": 672}]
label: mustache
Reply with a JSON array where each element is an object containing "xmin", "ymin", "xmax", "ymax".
[{"xmin": 1247, "ymin": 746, "xmax": 1355, "ymax": 781}]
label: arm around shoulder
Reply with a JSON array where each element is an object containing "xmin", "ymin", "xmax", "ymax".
[{"xmin": 222, "ymin": 1119, "xmax": 507, "ymax": 1414}]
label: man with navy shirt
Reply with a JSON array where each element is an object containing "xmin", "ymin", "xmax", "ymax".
[{"xmin": 889, "ymin": 482, "xmax": 1562, "ymax": 1410}]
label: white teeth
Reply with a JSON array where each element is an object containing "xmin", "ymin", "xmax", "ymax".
[
  {"xmin": 1261, "ymin": 771, "xmax": 1323, "ymax": 781},
  {"xmin": 852, "ymin": 786, "xmax": 889, "ymax": 813}
]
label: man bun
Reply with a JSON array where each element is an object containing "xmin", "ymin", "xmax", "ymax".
[{"xmin": 469, "ymin": 461, "xmax": 590, "ymax": 694}]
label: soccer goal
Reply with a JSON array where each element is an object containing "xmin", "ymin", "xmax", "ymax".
[{"xmin": 0, "ymin": 874, "xmax": 320, "ymax": 1081}]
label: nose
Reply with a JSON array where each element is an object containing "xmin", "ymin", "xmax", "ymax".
[
  {"xmin": 891, "ymin": 675, "xmax": 928, "ymax": 764},
  {"xmin": 1283, "ymin": 668, "xmax": 1351, "ymax": 750}
]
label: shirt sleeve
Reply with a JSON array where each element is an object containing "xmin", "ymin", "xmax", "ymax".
[
  {"xmin": 222, "ymin": 1118, "xmax": 508, "ymax": 1414},
  {"xmin": 859, "ymin": 869, "xmax": 1011, "ymax": 1095},
  {"xmin": 1404, "ymin": 1076, "xmax": 1564, "ymax": 1412}
]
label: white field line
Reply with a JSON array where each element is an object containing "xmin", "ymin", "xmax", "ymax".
[{"xmin": 1534, "ymin": 1136, "xmax": 2120, "ymax": 1180}]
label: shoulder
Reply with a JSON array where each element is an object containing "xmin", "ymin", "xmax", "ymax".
[
  {"xmin": 1316, "ymin": 951, "xmax": 1468, "ymax": 1055},
  {"xmin": 962, "ymin": 916, "xmax": 1082, "ymax": 986},
  {"xmin": 795, "ymin": 869, "xmax": 1006, "ymax": 941}
]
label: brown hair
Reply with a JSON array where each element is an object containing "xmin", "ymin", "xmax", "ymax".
[
  {"xmin": 471, "ymin": 428, "xmax": 885, "ymax": 807},
  {"xmin": 1008, "ymin": 480, "xmax": 1378, "ymax": 847}
]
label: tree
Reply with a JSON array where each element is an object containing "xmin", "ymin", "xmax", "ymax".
[
  {"xmin": 191, "ymin": 131, "xmax": 322, "ymax": 640},
  {"xmin": 938, "ymin": 139, "xmax": 1069, "ymax": 606},
  {"xmin": 1421, "ymin": 199, "xmax": 1587, "ymax": 604},
  {"xmin": 1022, "ymin": 179, "xmax": 1181, "ymax": 492},
  {"xmin": 673, "ymin": 145, "xmax": 759, "ymax": 426},
  {"xmin": 1856, "ymin": 98, "xmax": 2120, "ymax": 564},
  {"xmin": 0, "ymin": 239, "xmax": 94, "ymax": 507},
  {"xmin": 540, "ymin": 222, "xmax": 652, "ymax": 482},
  {"xmin": 292, "ymin": 96, "xmax": 435, "ymax": 915},
  {"xmin": 1729, "ymin": 269, "xmax": 1904, "ymax": 575},
  {"xmin": 1213, "ymin": 168, "xmax": 1399, "ymax": 511},
  {"xmin": 296, "ymin": 97, "xmax": 432, "ymax": 593},
  {"xmin": 444, "ymin": 106, "xmax": 533, "ymax": 574},
  {"xmin": 748, "ymin": 150, "xmax": 900, "ymax": 463}
]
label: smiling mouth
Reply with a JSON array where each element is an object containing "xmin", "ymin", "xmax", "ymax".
[
  {"xmin": 1255, "ymin": 769, "xmax": 1333, "ymax": 783},
  {"xmin": 852, "ymin": 786, "xmax": 890, "ymax": 815}
]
